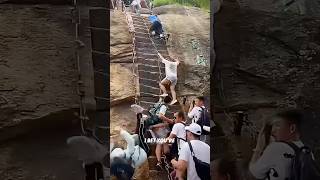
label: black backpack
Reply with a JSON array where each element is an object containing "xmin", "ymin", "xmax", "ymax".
[
  {"xmin": 282, "ymin": 142, "xmax": 320, "ymax": 180},
  {"xmin": 145, "ymin": 102, "xmax": 166, "ymax": 128},
  {"xmin": 197, "ymin": 107, "xmax": 210, "ymax": 135},
  {"xmin": 187, "ymin": 141, "xmax": 210, "ymax": 180}
]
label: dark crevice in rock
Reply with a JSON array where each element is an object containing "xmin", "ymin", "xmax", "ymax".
[{"xmin": 0, "ymin": 108, "xmax": 79, "ymax": 142}]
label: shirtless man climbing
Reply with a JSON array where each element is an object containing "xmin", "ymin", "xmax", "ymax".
[{"xmin": 157, "ymin": 52, "xmax": 180, "ymax": 105}]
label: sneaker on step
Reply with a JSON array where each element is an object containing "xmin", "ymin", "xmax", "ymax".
[
  {"xmin": 159, "ymin": 93, "xmax": 168, "ymax": 97},
  {"xmin": 170, "ymin": 99, "xmax": 178, "ymax": 105}
]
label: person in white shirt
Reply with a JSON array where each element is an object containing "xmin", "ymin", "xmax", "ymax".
[
  {"xmin": 168, "ymin": 111, "xmax": 187, "ymax": 154},
  {"xmin": 188, "ymin": 96, "xmax": 210, "ymax": 143},
  {"xmin": 188, "ymin": 96, "xmax": 205, "ymax": 123},
  {"xmin": 249, "ymin": 109, "xmax": 310, "ymax": 180},
  {"xmin": 131, "ymin": 0, "xmax": 141, "ymax": 15},
  {"xmin": 171, "ymin": 123, "xmax": 210, "ymax": 180},
  {"xmin": 148, "ymin": 96, "xmax": 174, "ymax": 170},
  {"xmin": 157, "ymin": 52, "xmax": 180, "ymax": 105},
  {"xmin": 110, "ymin": 129, "xmax": 147, "ymax": 169}
]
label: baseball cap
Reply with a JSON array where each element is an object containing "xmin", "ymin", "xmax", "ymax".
[{"xmin": 185, "ymin": 123, "xmax": 202, "ymax": 135}]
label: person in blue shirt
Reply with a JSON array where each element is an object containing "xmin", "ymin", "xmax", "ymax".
[{"xmin": 148, "ymin": 14, "xmax": 164, "ymax": 38}]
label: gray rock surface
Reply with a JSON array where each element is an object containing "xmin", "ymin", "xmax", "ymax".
[{"xmin": 0, "ymin": 5, "xmax": 78, "ymax": 132}]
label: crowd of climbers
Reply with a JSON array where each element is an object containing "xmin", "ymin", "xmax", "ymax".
[
  {"xmin": 143, "ymin": 49, "xmax": 211, "ymax": 180},
  {"xmin": 111, "ymin": 1, "xmax": 320, "ymax": 179},
  {"xmin": 110, "ymin": 4, "xmax": 211, "ymax": 178}
]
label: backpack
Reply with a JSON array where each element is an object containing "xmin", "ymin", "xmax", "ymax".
[
  {"xmin": 148, "ymin": 102, "xmax": 165, "ymax": 116},
  {"xmin": 187, "ymin": 141, "xmax": 210, "ymax": 180},
  {"xmin": 282, "ymin": 142, "xmax": 320, "ymax": 180},
  {"xmin": 196, "ymin": 107, "xmax": 210, "ymax": 135},
  {"xmin": 145, "ymin": 102, "xmax": 166, "ymax": 128}
]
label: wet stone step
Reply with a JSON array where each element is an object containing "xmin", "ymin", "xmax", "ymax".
[
  {"xmin": 135, "ymin": 37, "xmax": 152, "ymax": 44},
  {"xmin": 139, "ymin": 96, "xmax": 159, "ymax": 103},
  {"xmin": 139, "ymin": 100, "xmax": 156, "ymax": 107},
  {"xmin": 154, "ymin": 43, "xmax": 168, "ymax": 48},
  {"xmin": 139, "ymin": 92, "xmax": 159, "ymax": 98},
  {"xmin": 138, "ymin": 69, "xmax": 160, "ymax": 76},
  {"xmin": 135, "ymin": 58, "xmax": 159, "ymax": 66},
  {"xmin": 134, "ymin": 34, "xmax": 149, "ymax": 39},
  {"xmin": 137, "ymin": 48, "xmax": 169, "ymax": 57},
  {"xmin": 139, "ymin": 85, "xmax": 160, "ymax": 95},
  {"xmin": 133, "ymin": 23, "xmax": 147, "ymax": 28},
  {"xmin": 135, "ymin": 41, "xmax": 153, "ymax": 47},
  {"xmin": 139, "ymin": 77, "xmax": 159, "ymax": 87},
  {"xmin": 138, "ymin": 70, "xmax": 161, "ymax": 79},
  {"xmin": 134, "ymin": 27, "xmax": 149, "ymax": 33},
  {"xmin": 136, "ymin": 47, "xmax": 158, "ymax": 54},
  {"xmin": 136, "ymin": 52, "xmax": 158, "ymax": 59},
  {"xmin": 138, "ymin": 71, "xmax": 160, "ymax": 80},
  {"xmin": 138, "ymin": 64, "xmax": 165, "ymax": 73},
  {"xmin": 135, "ymin": 31, "xmax": 149, "ymax": 37},
  {"xmin": 131, "ymin": 16, "xmax": 142, "ymax": 20}
]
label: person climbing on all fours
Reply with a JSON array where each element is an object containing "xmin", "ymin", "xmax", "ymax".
[
  {"xmin": 157, "ymin": 52, "xmax": 180, "ymax": 105},
  {"xmin": 148, "ymin": 14, "xmax": 165, "ymax": 39}
]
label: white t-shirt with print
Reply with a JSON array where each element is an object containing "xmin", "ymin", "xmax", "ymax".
[
  {"xmin": 188, "ymin": 106, "xmax": 205, "ymax": 123},
  {"xmin": 250, "ymin": 141, "xmax": 308, "ymax": 180},
  {"xmin": 179, "ymin": 140, "xmax": 210, "ymax": 180},
  {"xmin": 170, "ymin": 122, "xmax": 186, "ymax": 153},
  {"xmin": 162, "ymin": 58, "xmax": 178, "ymax": 78}
]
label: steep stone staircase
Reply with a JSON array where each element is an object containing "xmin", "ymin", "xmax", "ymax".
[{"xmin": 129, "ymin": 13, "xmax": 182, "ymax": 179}]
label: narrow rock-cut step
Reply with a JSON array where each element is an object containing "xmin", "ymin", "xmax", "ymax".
[{"xmin": 138, "ymin": 64, "xmax": 165, "ymax": 74}]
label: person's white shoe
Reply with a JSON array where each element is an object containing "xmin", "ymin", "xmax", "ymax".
[
  {"xmin": 170, "ymin": 99, "xmax": 178, "ymax": 105},
  {"xmin": 130, "ymin": 104, "xmax": 145, "ymax": 113},
  {"xmin": 159, "ymin": 93, "xmax": 168, "ymax": 97}
]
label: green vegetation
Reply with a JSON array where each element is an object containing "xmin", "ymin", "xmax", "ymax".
[{"xmin": 153, "ymin": 0, "xmax": 210, "ymax": 10}]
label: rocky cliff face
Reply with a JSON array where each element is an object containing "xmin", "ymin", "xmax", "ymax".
[
  {"xmin": 238, "ymin": 0, "xmax": 320, "ymax": 16},
  {"xmin": 0, "ymin": 5, "xmax": 78, "ymax": 139},
  {"xmin": 0, "ymin": 3, "xmax": 83, "ymax": 180}
]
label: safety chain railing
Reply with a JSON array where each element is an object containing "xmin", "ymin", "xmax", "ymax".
[
  {"xmin": 140, "ymin": 17, "xmax": 164, "ymax": 85},
  {"xmin": 72, "ymin": 0, "xmax": 89, "ymax": 135},
  {"xmin": 122, "ymin": 2, "xmax": 140, "ymax": 105}
]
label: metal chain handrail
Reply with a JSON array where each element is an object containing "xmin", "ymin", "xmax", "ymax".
[
  {"xmin": 72, "ymin": 0, "xmax": 88, "ymax": 135},
  {"xmin": 122, "ymin": 1, "xmax": 139, "ymax": 105}
]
